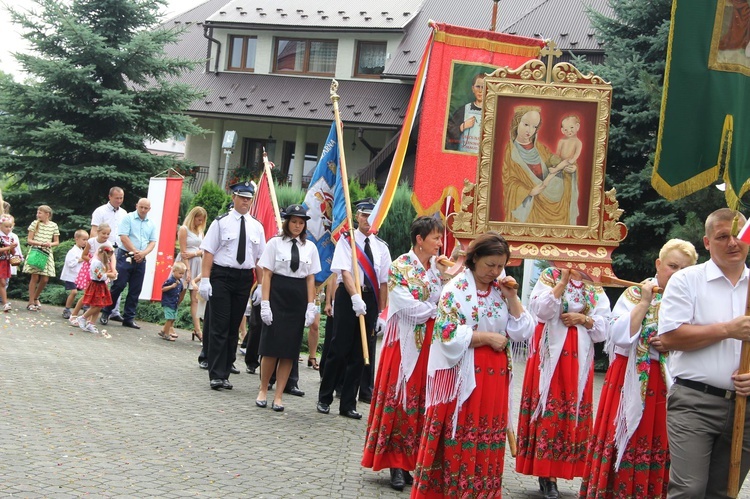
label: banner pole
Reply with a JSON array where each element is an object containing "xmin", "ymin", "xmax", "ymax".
[
  {"xmin": 262, "ymin": 148, "xmax": 283, "ymax": 232},
  {"xmin": 330, "ymin": 79, "xmax": 370, "ymax": 366}
]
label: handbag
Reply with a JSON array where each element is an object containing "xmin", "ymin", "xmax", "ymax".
[{"xmin": 26, "ymin": 247, "xmax": 49, "ymax": 271}]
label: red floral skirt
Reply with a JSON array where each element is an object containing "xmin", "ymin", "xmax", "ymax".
[
  {"xmin": 82, "ymin": 280, "xmax": 112, "ymax": 308},
  {"xmin": 579, "ymin": 355, "xmax": 669, "ymax": 499},
  {"xmin": 0, "ymin": 259, "xmax": 10, "ymax": 279},
  {"xmin": 515, "ymin": 323, "xmax": 594, "ymax": 479},
  {"xmin": 411, "ymin": 346, "xmax": 510, "ymax": 498},
  {"xmin": 362, "ymin": 319, "xmax": 434, "ymax": 471}
]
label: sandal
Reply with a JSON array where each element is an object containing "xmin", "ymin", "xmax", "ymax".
[
  {"xmin": 158, "ymin": 331, "xmax": 176, "ymax": 342},
  {"xmin": 34, "ymin": 300, "xmax": 42, "ymax": 310},
  {"xmin": 308, "ymin": 357, "xmax": 320, "ymax": 370},
  {"xmin": 26, "ymin": 304, "xmax": 38, "ymax": 311}
]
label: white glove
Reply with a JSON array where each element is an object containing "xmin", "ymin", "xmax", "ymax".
[
  {"xmin": 304, "ymin": 302, "xmax": 318, "ymax": 327},
  {"xmin": 198, "ymin": 278, "xmax": 212, "ymax": 301},
  {"xmin": 412, "ymin": 302, "xmax": 437, "ymax": 324},
  {"xmin": 351, "ymin": 293, "xmax": 367, "ymax": 317},
  {"xmin": 260, "ymin": 300, "xmax": 273, "ymax": 325},
  {"xmin": 252, "ymin": 286, "xmax": 262, "ymax": 306},
  {"xmin": 375, "ymin": 317, "xmax": 387, "ymax": 336}
]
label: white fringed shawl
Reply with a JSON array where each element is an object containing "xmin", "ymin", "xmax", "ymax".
[{"xmin": 426, "ymin": 269, "xmax": 534, "ymax": 437}]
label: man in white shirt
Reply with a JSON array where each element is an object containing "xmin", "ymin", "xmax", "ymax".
[
  {"xmin": 91, "ymin": 186, "xmax": 128, "ymax": 321},
  {"xmin": 659, "ymin": 207, "xmax": 750, "ymax": 498}
]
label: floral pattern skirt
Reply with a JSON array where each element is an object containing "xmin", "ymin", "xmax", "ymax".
[
  {"xmin": 82, "ymin": 281, "xmax": 112, "ymax": 308},
  {"xmin": 515, "ymin": 323, "xmax": 593, "ymax": 479},
  {"xmin": 579, "ymin": 355, "xmax": 669, "ymax": 499},
  {"xmin": 362, "ymin": 319, "xmax": 434, "ymax": 471},
  {"xmin": 411, "ymin": 346, "xmax": 510, "ymax": 498}
]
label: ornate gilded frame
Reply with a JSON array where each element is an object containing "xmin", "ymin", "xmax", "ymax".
[{"xmin": 447, "ymin": 52, "xmax": 627, "ymax": 280}]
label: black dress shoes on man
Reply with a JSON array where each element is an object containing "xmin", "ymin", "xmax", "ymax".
[
  {"xmin": 284, "ymin": 386, "xmax": 305, "ymax": 397},
  {"xmin": 122, "ymin": 320, "xmax": 140, "ymax": 329},
  {"xmin": 99, "ymin": 314, "xmax": 109, "ymax": 325},
  {"xmin": 389, "ymin": 468, "xmax": 405, "ymax": 491},
  {"xmin": 210, "ymin": 379, "xmax": 223, "ymax": 390},
  {"xmin": 229, "ymin": 364, "xmax": 240, "ymax": 374},
  {"xmin": 222, "ymin": 379, "xmax": 233, "ymax": 390},
  {"xmin": 109, "ymin": 315, "xmax": 124, "ymax": 322},
  {"xmin": 340, "ymin": 409, "xmax": 362, "ymax": 420},
  {"xmin": 316, "ymin": 401, "xmax": 330, "ymax": 414},
  {"xmin": 246, "ymin": 367, "xmax": 256, "ymax": 374},
  {"xmin": 199, "ymin": 361, "xmax": 208, "ymax": 369}
]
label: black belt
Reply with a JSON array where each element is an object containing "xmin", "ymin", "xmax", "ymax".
[{"xmin": 674, "ymin": 377, "xmax": 736, "ymax": 400}]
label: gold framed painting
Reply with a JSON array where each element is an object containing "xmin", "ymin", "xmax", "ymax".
[{"xmin": 709, "ymin": 0, "xmax": 750, "ymax": 77}]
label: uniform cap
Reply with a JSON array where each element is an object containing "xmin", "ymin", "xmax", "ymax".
[
  {"xmin": 230, "ymin": 181, "xmax": 256, "ymax": 198},
  {"xmin": 282, "ymin": 204, "xmax": 311, "ymax": 220}
]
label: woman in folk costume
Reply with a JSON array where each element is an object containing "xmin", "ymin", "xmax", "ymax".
[
  {"xmin": 411, "ymin": 233, "xmax": 534, "ymax": 498},
  {"xmin": 515, "ymin": 267, "xmax": 610, "ymax": 499},
  {"xmin": 362, "ymin": 216, "xmax": 450, "ymax": 491},
  {"xmin": 580, "ymin": 239, "xmax": 697, "ymax": 498}
]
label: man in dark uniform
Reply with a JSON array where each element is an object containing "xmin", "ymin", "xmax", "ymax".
[
  {"xmin": 199, "ymin": 182, "xmax": 265, "ymax": 390},
  {"xmin": 316, "ymin": 199, "xmax": 391, "ymax": 419}
]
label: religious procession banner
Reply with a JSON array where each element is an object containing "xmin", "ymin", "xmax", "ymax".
[
  {"xmin": 652, "ymin": 0, "xmax": 750, "ymax": 206},
  {"xmin": 411, "ymin": 23, "xmax": 545, "ymax": 215}
]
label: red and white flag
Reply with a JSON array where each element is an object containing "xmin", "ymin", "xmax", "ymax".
[
  {"xmin": 142, "ymin": 176, "xmax": 183, "ymax": 301},
  {"xmin": 738, "ymin": 217, "xmax": 750, "ymax": 244}
]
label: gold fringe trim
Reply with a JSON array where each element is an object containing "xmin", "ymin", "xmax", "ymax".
[
  {"xmin": 434, "ymin": 31, "xmax": 541, "ymax": 58},
  {"xmin": 411, "ymin": 185, "xmax": 462, "ymax": 218}
]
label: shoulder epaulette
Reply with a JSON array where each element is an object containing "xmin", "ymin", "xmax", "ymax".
[
  {"xmin": 215, "ymin": 212, "xmax": 229, "ymax": 221},
  {"xmin": 248, "ymin": 214, "xmax": 260, "ymax": 223},
  {"xmin": 374, "ymin": 235, "xmax": 388, "ymax": 246}
]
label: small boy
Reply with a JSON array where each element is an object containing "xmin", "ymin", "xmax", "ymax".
[
  {"xmin": 159, "ymin": 262, "xmax": 186, "ymax": 341},
  {"xmin": 60, "ymin": 230, "xmax": 89, "ymax": 319},
  {"xmin": 555, "ymin": 115, "xmax": 583, "ymax": 173}
]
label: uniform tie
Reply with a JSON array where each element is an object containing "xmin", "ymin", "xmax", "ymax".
[
  {"xmin": 237, "ymin": 215, "xmax": 246, "ymax": 264},
  {"xmin": 290, "ymin": 238, "xmax": 299, "ymax": 272},
  {"xmin": 364, "ymin": 237, "xmax": 374, "ymax": 264}
]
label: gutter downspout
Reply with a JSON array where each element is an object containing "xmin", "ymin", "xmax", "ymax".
[{"xmin": 203, "ymin": 25, "xmax": 221, "ymax": 75}]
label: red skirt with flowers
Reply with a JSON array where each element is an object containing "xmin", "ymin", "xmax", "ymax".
[
  {"xmin": 411, "ymin": 346, "xmax": 510, "ymax": 499},
  {"xmin": 515, "ymin": 323, "xmax": 594, "ymax": 479},
  {"xmin": 0, "ymin": 259, "xmax": 10, "ymax": 279},
  {"xmin": 82, "ymin": 280, "xmax": 112, "ymax": 308},
  {"xmin": 579, "ymin": 355, "xmax": 669, "ymax": 499},
  {"xmin": 362, "ymin": 319, "xmax": 434, "ymax": 471}
]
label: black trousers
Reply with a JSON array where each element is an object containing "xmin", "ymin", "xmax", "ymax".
[
  {"xmin": 206, "ymin": 265, "xmax": 253, "ymax": 381},
  {"xmin": 243, "ymin": 303, "xmax": 261, "ymax": 371},
  {"xmin": 317, "ymin": 285, "xmax": 377, "ymax": 413},
  {"xmin": 319, "ymin": 311, "xmax": 335, "ymax": 379}
]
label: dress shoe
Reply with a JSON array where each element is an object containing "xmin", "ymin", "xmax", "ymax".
[
  {"xmin": 199, "ymin": 361, "xmax": 208, "ymax": 370},
  {"xmin": 222, "ymin": 379, "xmax": 233, "ymax": 390},
  {"xmin": 316, "ymin": 401, "xmax": 330, "ymax": 414},
  {"xmin": 230, "ymin": 364, "xmax": 240, "ymax": 374},
  {"xmin": 210, "ymin": 379, "xmax": 223, "ymax": 390},
  {"xmin": 271, "ymin": 402, "xmax": 285, "ymax": 412},
  {"xmin": 340, "ymin": 409, "xmax": 362, "ymax": 420},
  {"xmin": 99, "ymin": 314, "xmax": 109, "ymax": 325},
  {"xmin": 255, "ymin": 399, "xmax": 267, "ymax": 408},
  {"xmin": 284, "ymin": 386, "xmax": 305, "ymax": 397},
  {"xmin": 122, "ymin": 320, "xmax": 141, "ymax": 329},
  {"xmin": 544, "ymin": 481, "xmax": 559, "ymax": 499},
  {"xmin": 109, "ymin": 315, "xmax": 124, "ymax": 323},
  {"xmin": 389, "ymin": 468, "xmax": 405, "ymax": 491},
  {"xmin": 403, "ymin": 470, "xmax": 413, "ymax": 485},
  {"xmin": 246, "ymin": 367, "xmax": 256, "ymax": 374},
  {"xmin": 358, "ymin": 395, "xmax": 372, "ymax": 404}
]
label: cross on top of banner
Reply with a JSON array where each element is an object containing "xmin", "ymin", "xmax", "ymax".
[{"xmin": 540, "ymin": 40, "xmax": 563, "ymax": 84}]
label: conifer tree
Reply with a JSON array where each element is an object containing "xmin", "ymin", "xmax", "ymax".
[{"xmin": 0, "ymin": 0, "xmax": 205, "ymax": 232}]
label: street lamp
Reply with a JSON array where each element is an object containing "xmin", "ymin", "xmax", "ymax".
[{"xmin": 219, "ymin": 130, "xmax": 237, "ymax": 190}]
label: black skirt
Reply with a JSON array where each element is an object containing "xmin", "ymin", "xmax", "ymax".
[{"xmin": 258, "ymin": 273, "xmax": 307, "ymax": 359}]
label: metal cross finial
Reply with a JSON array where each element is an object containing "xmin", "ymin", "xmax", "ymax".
[{"xmin": 540, "ymin": 40, "xmax": 562, "ymax": 83}]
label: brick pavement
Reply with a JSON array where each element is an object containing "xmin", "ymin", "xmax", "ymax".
[{"xmin": 2, "ymin": 305, "xmax": 749, "ymax": 498}]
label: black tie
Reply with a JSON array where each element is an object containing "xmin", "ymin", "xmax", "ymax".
[
  {"xmin": 290, "ymin": 238, "xmax": 299, "ymax": 272},
  {"xmin": 364, "ymin": 237, "xmax": 374, "ymax": 264},
  {"xmin": 237, "ymin": 215, "xmax": 246, "ymax": 264}
]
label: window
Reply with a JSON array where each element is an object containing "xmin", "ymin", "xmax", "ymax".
[
  {"xmin": 228, "ymin": 35, "xmax": 257, "ymax": 71},
  {"xmin": 274, "ymin": 38, "xmax": 337, "ymax": 75},
  {"xmin": 354, "ymin": 41, "xmax": 386, "ymax": 77},
  {"xmin": 282, "ymin": 141, "xmax": 319, "ymax": 185}
]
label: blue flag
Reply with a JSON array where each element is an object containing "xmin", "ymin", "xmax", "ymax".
[{"xmin": 303, "ymin": 122, "xmax": 348, "ymax": 283}]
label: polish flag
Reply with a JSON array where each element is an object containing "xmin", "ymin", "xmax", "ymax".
[
  {"xmin": 250, "ymin": 169, "xmax": 280, "ymax": 242},
  {"xmin": 738, "ymin": 217, "xmax": 750, "ymax": 244}
]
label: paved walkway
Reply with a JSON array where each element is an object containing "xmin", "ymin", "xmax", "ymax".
[{"xmin": 2, "ymin": 305, "xmax": 749, "ymax": 498}]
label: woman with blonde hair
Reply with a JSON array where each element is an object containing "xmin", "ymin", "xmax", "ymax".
[
  {"xmin": 580, "ymin": 239, "xmax": 698, "ymax": 498},
  {"xmin": 24, "ymin": 205, "xmax": 60, "ymax": 311},
  {"xmin": 176, "ymin": 206, "xmax": 207, "ymax": 341}
]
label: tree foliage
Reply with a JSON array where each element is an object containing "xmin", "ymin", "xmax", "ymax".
[
  {"xmin": 578, "ymin": 0, "xmax": 724, "ymax": 279},
  {"xmin": 0, "ymin": 0, "xmax": 205, "ymax": 235}
]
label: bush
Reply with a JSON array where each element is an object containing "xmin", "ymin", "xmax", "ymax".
[
  {"xmin": 377, "ymin": 182, "xmax": 416, "ymax": 258},
  {"xmin": 191, "ymin": 181, "xmax": 230, "ymax": 221},
  {"xmin": 275, "ymin": 184, "xmax": 305, "ymax": 209}
]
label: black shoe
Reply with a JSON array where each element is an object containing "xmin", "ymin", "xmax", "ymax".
[
  {"xmin": 389, "ymin": 468, "xmax": 405, "ymax": 491},
  {"xmin": 210, "ymin": 379, "xmax": 223, "ymax": 390},
  {"xmin": 340, "ymin": 409, "xmax": 362, "ymax": 420},
  {"xmin": 272, "ymin": 402, "xmax": 285, "ymax": 412},
  {"xmin": 230, "ymin": 364, "xmax": 240, "ymax": 374},
  {"xmin": 403, "ymin": 469, "xmax": 413, "ymax": 485},
  {"xmin": 199, "ymin": 361, "xmax": 208, "ymax": 370},
  {"xmin": 222, "ymin": 379, "xmax": 233, "ymax": 390},
  {"xmin": 316, "ymin": 402, "xmax": 330, "ymax": 414},
  {"xmin": 255, "ymin": 399, "xmax": 267, "ymax": 408},
  {"xmin": 539, "ymin": 477, "xmax": 546, "ymax": 492},
  {"xmin": 358, "ymin": 396, "xmax": 372, "ymax": 404},
  {"xmin": 109, "ymin": 315, "xmax": 124, "ymax": 323},
  {"xmin": 544, "ymin": 481, "xmax": 559, "ymax": 499},
  {"xmin": 246, "ymin": 367, "xmax": 256, "ymax": 374},
  {"xmin": 99, "ymin": 314, "xmax": 109, "ymax": 325},
  {"xmin": 284, "ymin": 386, "xmax": 305, "ymax": 397},
  {"xmin": 122, "ymin": 320, "xmax": 140, "ymax": 329},
  {"xmin": 268, "ymin": 383, "xmax": 274, "ymax": 391}
]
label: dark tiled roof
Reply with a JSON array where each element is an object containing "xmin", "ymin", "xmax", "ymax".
[{"xmin": 205, "ymin": 0, "xmax": 422, "ymax": 30}]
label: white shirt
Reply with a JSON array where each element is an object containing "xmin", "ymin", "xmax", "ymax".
[
  {"xmin": 200, "ymin": 210, "xmax": 265, "ymax": 270},
  {"xmin": 331, "ymin": 230, "xmax": 391, "ymax": 286},
  {"xmin": 258, "ymin": 235, "xmax": 321, "ymax": 278},
  {"xmin": 60, "ymin": 245, "xmax": 84, "ymax": 282},
  {"xmin": 91, "ymin": 202, "xmax": 128, "ymax": 246},
  {"xmin": 658, "ymin": 259, "xmax": 749, "ymax": 390}
]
